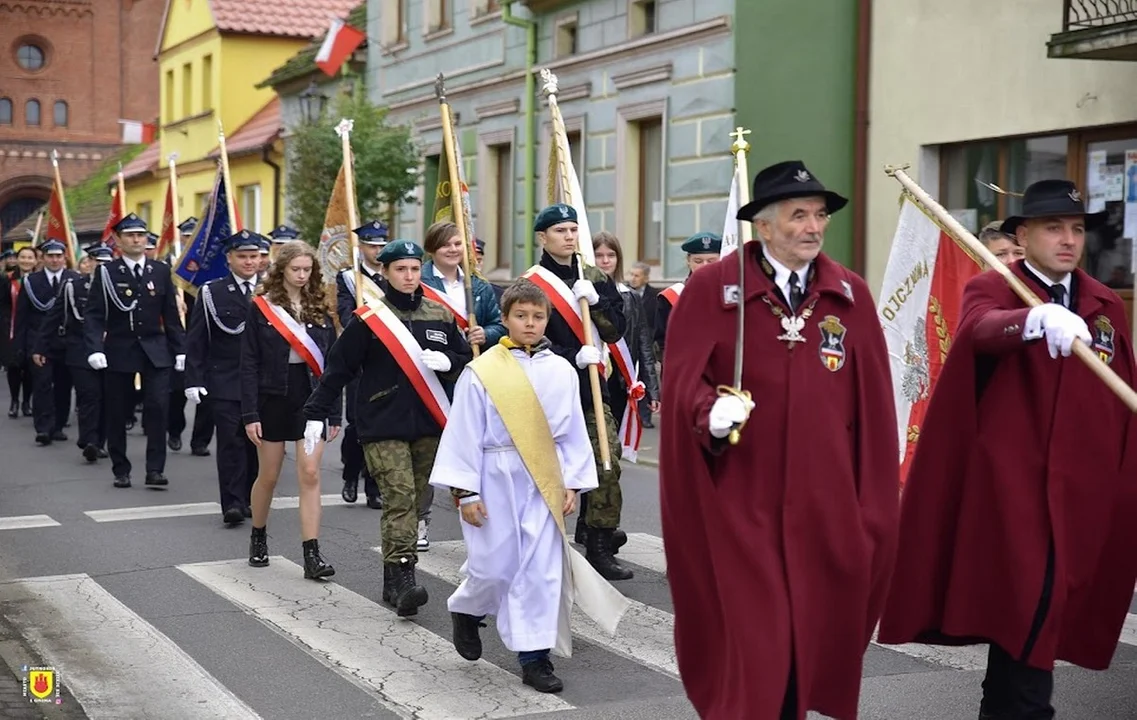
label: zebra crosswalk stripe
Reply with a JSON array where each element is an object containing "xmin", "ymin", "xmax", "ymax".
[
  {"xmin": 406, "ymin": 541, "xmax": 680, "ymax": 678},
  {"xmin": 178, "ymin": 556, "xmax": 574, "ymax": 719},
  {"xmin": 0, "ymin": 573, "xmax": 261, "ymax": 718}
]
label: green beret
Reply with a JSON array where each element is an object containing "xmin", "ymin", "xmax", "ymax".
[
  {"xmin": 378, "ymin": 239, "xmax": 425, "ymax": 265},
  {"xmin": 681, "ymin": 232, "xmax": 722, "ymax": 255},
  {"xmin": 534, "ymin": 203, "xmax": 577, "ymax": 232}
]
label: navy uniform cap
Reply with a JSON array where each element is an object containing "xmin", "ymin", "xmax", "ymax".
[
  {"xmin": 89, "ymin": 246, "xmax": 114, "ymax": 262},
  {"xmin": 145, "ymin": 232, "xmax": 159, "ymax": 249},
  {"xmin": 680, "ymin": 232, "xmax": 722, "ymax": 255},
  {"xmin": 114, "ymin": 213, "xmax": 148, "ymax": 234},
  {"xmin": 270, "ymin": 225, "xmax": 299, "ymax": 242},
  {"xmin": 40, "ymin": 239, "xmax": 67, "ymax": 255},
  {"xmin": 83, "ymin": 242, "xmax": 105, "ymax": 255},
  {"xmin": 354, "ymin": 220, "xmax": 390, "ymax": 246},
  {"xmin": 377, "ymin": 239, "xmax": 424, "ymax": 265},
  {"xmin": 258, "ymin": 238, "xmax": 271, "ymax": 254},
  {"xmin": 0, "ymin": 249, "xmax": 14, "ymax": 260},
  {"xmin": 473, "ymin": 238, "xmax": 485, "ymax": 253},
  {"xmin": 226, "ymin": 229, "xmax": 265, "ymax": 253},
  {"xmin": 534, "ymin": 203, "xmax": 577, "ymax": 233},
  {"xmin": 178, "ymin": 217, "xmax": 198, "ymax": 234}
]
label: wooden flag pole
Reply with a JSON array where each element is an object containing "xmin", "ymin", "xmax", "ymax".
[
  {"xmin": 117, "ymin": 164, "xmax": 127, "ymax": 217},
  {"xmin": 50, "ymin": 150, "xmax": 77, "ymax": 268},
  {"xmin": 885, "ymin": 164, "xmax": 1137, "ymax": 413},
  {"xmin": 435, "ymin": 73, "xmax": 481, "ymax": 357},
  {"xmin": 30, "ymin": 212, "xmax": 44, "ymax": 246},
  {"xmin": 168, "ymin": 153, "xmax": 186, "ymax": 327},
  {"xmin": 335, "ymin": 119, "xmax": 364, "ymax": 310},
  {"xmin": 541, "ymin": 68, "xmax": 611, "ymax": 471}
]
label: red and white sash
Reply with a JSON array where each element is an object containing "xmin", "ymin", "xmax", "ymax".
[
  {"xmin": 420, "ymin": 283, "xmax": 468, "ymax": 330},
  {"xmin": 253, "ymin": 296, "xmax": 324, "ymax": 377},
  {"xmin": 608, "ymin": 337, "xmax": 645, "ymax": 461},
  {"xmin": 354, "ymin": 304, "xmax": 450, "ymax": 429},
  {"xmin": 522, "ymin": 266, "xmax": 601, "ymax": 351},
  {"xmin": 659, "ymin": 282, "xmax": 684, "ymax": 307}
]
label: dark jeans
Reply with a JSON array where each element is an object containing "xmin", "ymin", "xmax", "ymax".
[{"xmin": 518, "ymin": 649, "xmax": 549, "ymax": 667}]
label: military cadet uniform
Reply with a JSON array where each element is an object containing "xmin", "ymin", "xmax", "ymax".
[
  {"xmin": 84, "ymin": 214, "xmax": 186, "ymax": 488},
  {"xmin": 17, "ymin": 240, "xmax": 80, "ymax": 445},
  {"xmin": 304, "ymin": 240, "xmax": 472, "ymax": 617},
  {"xmin": 654, "ymin": 232, "xmax": 721, "ymax": 364},
  {"xmin": 40, "ymin": 244, "xmax": 111, "ymax": 462},
  {"xmin": 525, "ymin": 204, "xmax": 631, "ymax": 581},
  {"xmin": 335, "ymin": 220, "xmax": 389, "ymax": 509},
  {"xmin": 186, "ymin": 231, "xmax": 263, "ymax": 525}
]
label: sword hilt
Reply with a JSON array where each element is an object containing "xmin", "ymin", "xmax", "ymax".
[{"xmin": 715, "ymin": 385, "xmax": 753, "ymax": 446}]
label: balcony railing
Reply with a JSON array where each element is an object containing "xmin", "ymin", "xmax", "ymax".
[{"xmin": 1063, "ymin": 0, "xmax": 1137, "ymax": 31}]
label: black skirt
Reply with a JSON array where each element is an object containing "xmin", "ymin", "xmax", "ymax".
[{"xmin": 257, "ymin": 363, "xmax": 315, "ymax": 442}]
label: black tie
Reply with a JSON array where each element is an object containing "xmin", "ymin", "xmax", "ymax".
[
  {"xmin": 133, "ymin": 264, "xmax": 142, "ymax": 283},
  {"xmin": 50, "ymin": 275, "xmax": 59, "ymax": 294},
  {"xmin": 788, "ymin": 272, "xmax": 804, "ymax": 313},
  {"xmin": 243, "ymin": 281, "xmax": 253, "ymax": 298},
  {"xmin": 1047, "ymin": 284, "xmax": 1067, "ymax": 308}
]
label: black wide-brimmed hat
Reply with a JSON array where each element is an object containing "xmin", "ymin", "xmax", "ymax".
[
  {"xmin": 999, "ymin": 179, "xmax": 1107, "ymax": 235},
  {"xmin": 736, "ymin": 160, "xmax": 848, "ymax": 221}
]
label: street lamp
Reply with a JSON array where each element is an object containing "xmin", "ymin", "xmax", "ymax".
[{"xmin": 299, "ymin": 81, "xmax": 327, "ymax": 123}]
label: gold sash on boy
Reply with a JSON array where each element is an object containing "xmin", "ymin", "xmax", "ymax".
[{"xmin": 469, "ymin": 344, "xmax": 630, "ymax": 644}]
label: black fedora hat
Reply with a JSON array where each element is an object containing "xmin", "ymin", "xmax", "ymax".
[
  {"xmin": 998, "ymin": 179, "xmax": 1107, "ymax": 235},
  {"xmin": 736, "ymin": 160, "xmax": 848, "ymax": 221}
]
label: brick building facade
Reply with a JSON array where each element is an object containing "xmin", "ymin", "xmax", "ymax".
[{"xmin": 0, "ymin": 0, "xmax": 162, "ymax": 238}]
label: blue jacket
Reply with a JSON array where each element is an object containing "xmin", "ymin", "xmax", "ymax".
[{"xmin": 420, "ymin": 261, "xmax": 506, "ymax": 351}]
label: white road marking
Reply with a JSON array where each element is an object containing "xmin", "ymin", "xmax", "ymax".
[
  {"xmin": 621, "ymin": 532, "xmax": 666, "ymax": 574},
  {"xmin": 0, "ymin": 573, "xmax": 260, "ymax": 719},
  {"xmin": 179, "ymin": 557, "xmax": 573, "ymax": 719},
  {"xmin": 0, "ymin": 514, "xmax": 59, "ymax": 530},
  {"xmin": 406, "ymin": 541, "xmax": 680, "ymax": 678},
  {"xmin": 84, "ymin": 494, "xmax": 347, "ymax": 522}
]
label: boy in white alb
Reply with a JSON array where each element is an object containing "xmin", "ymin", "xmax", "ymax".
[{"xmin": 430, "ymin": 280, "xmax": 627, "ymax": 693}]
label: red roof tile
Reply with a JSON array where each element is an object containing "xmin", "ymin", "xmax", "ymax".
[
  {"xmin": 210, "ymin": 97, "xmax": 282, "ymax": 158},
  {"xmin": 211, "ymin": 0, "xmax": 362, "ymax": 39},
  {"xmin": 121, "ymin": 142, "xmax": 161, "ymax": 181}
]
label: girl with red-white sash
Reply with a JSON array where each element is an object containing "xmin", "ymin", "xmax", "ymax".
[{"xmin": 240, "ymin": 241, "xmax": 341, "ymax": 580}]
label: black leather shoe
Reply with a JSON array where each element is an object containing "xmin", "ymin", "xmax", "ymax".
[
  {"xmin": 7, "ymin": 401, "xmax": 17, "ymax": 418},
  {"xmin": 451, "ymin": 613, "xmax": 486, "ymax": 661},
  {"xmin": 366, "ymin": 496, "xmax": 382, "ymax": 510},
  {"xmin": 82, "ymin": 444, "xmax": 99, "ymax": 463},
  {"xmin": 144, "ymin": 471, "xmax": 169, "ymax": 487},
  {"xmin": 190, "ymin": 446, "xmax": 210, "ymax": 456},
  {"xmin": 302, "ymin": 539, "xmax": 335, "ymax": 580},
  {"xmin": 341, "ymin": 479, "xmax": 358, "ymax": 503},
  {"xmin": 113, "ymin": 475, "xmax": 131, "ymax": 488},
  {"xmin": 51, "ymin": 430, "xmax": 67, "ymax": 442},
  {"xmin": 21, "ymin": 401, "xmax": 31, "ymax": 417},
  {"xmin": 586, "ymin": 528, "xmax": 634, "ymax": 581},
  {"xmin": 223, "ymin": 507, "xmax": 244, "ymax": 526},
  {"xmin": 241, "ymin": 505, "xmax": 252, "ymax": 518},
  {"xmin": 249, "ymin": 526, "xmax": 269, "ymax": 567},
  {"xmin": 522, "ymin": 658, "xmax": 564, "ymax": 693},
  {"xmin": 167, "ymin": 436, "xmax": 182, "ymax": 452},
  {"xmin": 96, "ymin": 447, "xmax": 108, "ymax": 458},
  {"xmin": 611, "ymin": 528, "xmax": 627, "ymax": 556},
  {"xmin": 35, "ymin": 433, "xmax": 51, "ymax": 446}
]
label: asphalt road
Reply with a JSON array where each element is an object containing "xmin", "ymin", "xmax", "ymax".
[{"xmin": 1, "ymin": 399, "xmax": 1136, "ymax": 720}]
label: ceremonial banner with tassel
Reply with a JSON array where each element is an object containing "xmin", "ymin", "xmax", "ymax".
[
  {"xmin": 47, "ymin": 151, "xmax": 78, "ymax": 267},
  {"xmin": 99, "ymin": 187, "xmax": 126, "ymax": 252},
  {"xmin": 173, "ymin": 167, "xmax": 236, "ymax": 291},
  {"xmin": 156, "ymin": 179, "xmax": 177, "ymax": 259},
  {"xmin": 877, "ymin": 194, "xmax": 980, "ymax": 486}
]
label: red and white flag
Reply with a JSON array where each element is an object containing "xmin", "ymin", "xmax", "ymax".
[
  {"xmin": 119, "ymin": 120, "xmax": 156, "ymax": 145},
  {"xmin": 99, "ymin": 186, "xmax": 126, "ymax": 252},
  {"xmin": 316, "ymin": 17, "xmax": 366, "ymax": 76},
  {"xmin": 877, "ymin": 196, "xmax": 980, "ymax": 486}
]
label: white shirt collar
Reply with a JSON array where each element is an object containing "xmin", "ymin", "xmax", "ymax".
[
  {"xmin": 232, "ymin": 273, "xmax": 256, "ymax": 289},
  {"xmin": 1023, "ymin": 260, "xmax": 1071, "ymax": 296},
  {"xmin": 45, "ymin": 268, "xmax": 62, "ymax": 282},
  {"xmin": 123, "ymin": 256, "xmax": 146, "ymax": 274},
  {"xmin": 761, "ymin": 244, "xmax": 811, "ymax": 295},
  {"xmin": 431, "ymin": 264, "xmax": 462, "ymax": 283},
  {"xmin": 362, "ymin": 261, "xmax": 382, "ymax": 278}
]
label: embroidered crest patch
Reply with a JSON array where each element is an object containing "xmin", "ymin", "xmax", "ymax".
[
  {"xmin": 817, "ymin": 315, "xmax": 847, "ymax": 371},
  {"xmin": 723, "ymin": 284, "xmax": 739, "ymax": 305},
  {"xmin": 425, "ymin": 329, "xmax": 447, "ymax": 345},
  {"xmin": 1091, "ymin": 315, "xmax": 1115, "ymax": 364}
]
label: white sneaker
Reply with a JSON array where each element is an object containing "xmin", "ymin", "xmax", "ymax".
[{"xmin": 416, "ymin": 520, "xmax": 429, "ymax": 552}]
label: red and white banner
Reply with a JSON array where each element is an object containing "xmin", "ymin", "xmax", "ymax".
[
  {"xmin": 659, "ymin": 282, "xmax": 684, "ymax": 307},
  {"xmin": 316, "ymin": 17, "xmax": 366, "ymax": 76},
  {"xmin": 253, "ymin": 296, "xmax": 325, "ymax": 377},
  {"xmin": 877, "ymin": 196, "xmax": 979, "ymax": 486},
  {"xmin": 119, "ymin": 120, "xmax": 157, "ymax": 145},
  {"xmin": 522, "ymin": 266, "xmax": 601, "ymax": 351},
  {"xmin": 421, "ymin": 283, "xmax": 468, "ymax": 330},
  {"xmin": 607, "ymin": 337, "xmax": 645, "ymax": 461},
  {"xmin": 355, "ymin": 304, "xmax": 451, "ymax": 429}
]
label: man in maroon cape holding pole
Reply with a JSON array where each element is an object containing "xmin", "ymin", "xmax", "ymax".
[
  {"xmin": 878, "ymin": 179, "xmax": 1137, "ymax": 720},
  {"xmin": 660, "ymin": 160, "xmax": 900, "ymax": 720}
]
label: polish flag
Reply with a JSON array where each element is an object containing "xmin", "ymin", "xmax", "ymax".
[
  {"xmin": 119, "ymin": 120, "xmax": 157, "ymax": 145},
  {"xmin": 316, "ymin": 17, "xmax": 366, "ymax": 77}
]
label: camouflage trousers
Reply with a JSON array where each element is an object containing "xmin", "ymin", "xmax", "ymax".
[
  {"xmin": 583, "ymin": 403, "xmax": 623, "ymax": 529},
  {"xmin": 363, "ymin": 437, "xmax": 440, "ymax": 563}
]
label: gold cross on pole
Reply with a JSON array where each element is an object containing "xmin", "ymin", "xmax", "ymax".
[{"xmin": 729, "ymin": 126, "xmax": 751, "ymax": 155}]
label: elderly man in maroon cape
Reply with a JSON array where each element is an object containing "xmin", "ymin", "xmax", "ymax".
[
  {"xmin": 659, "ymin": 160, "xmax": 899, "ymax": 720},
  {"xmin": 877, "ymin": 179, "xmax": 1137, "ymax": 720}
]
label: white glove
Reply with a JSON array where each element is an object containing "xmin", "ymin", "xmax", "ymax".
[
  {"xmin": 1025, "ymin": 304, "xmax": 1091, "ymax": 359},
  {"xmin": 87, "ymin": 352, "xmax": 107, "ymax": 370},
  {"xmin": 709, "ymin": 395, "xmax": 754, "ymax": 439},
  {"xmin": 420, "ymin": 349, "xmax": 452, "ymax": 373},
  {"xmin": 574, "ymin": 344, "xmax": 602, "ymax": 369},
  {"xmin": 174, "ymin": 354, "xmax": 186, "ymax": 372},
  {"xmin": 185, "ymin": 387, "xmax": 207, "ymax": 405},
  {"xmin": 572, "ymin": 279, "xmax": 600, "ymax": 306},
  {"xmin": 302, "ymin": 420, "xmax": 323, "ymax": 456}
]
